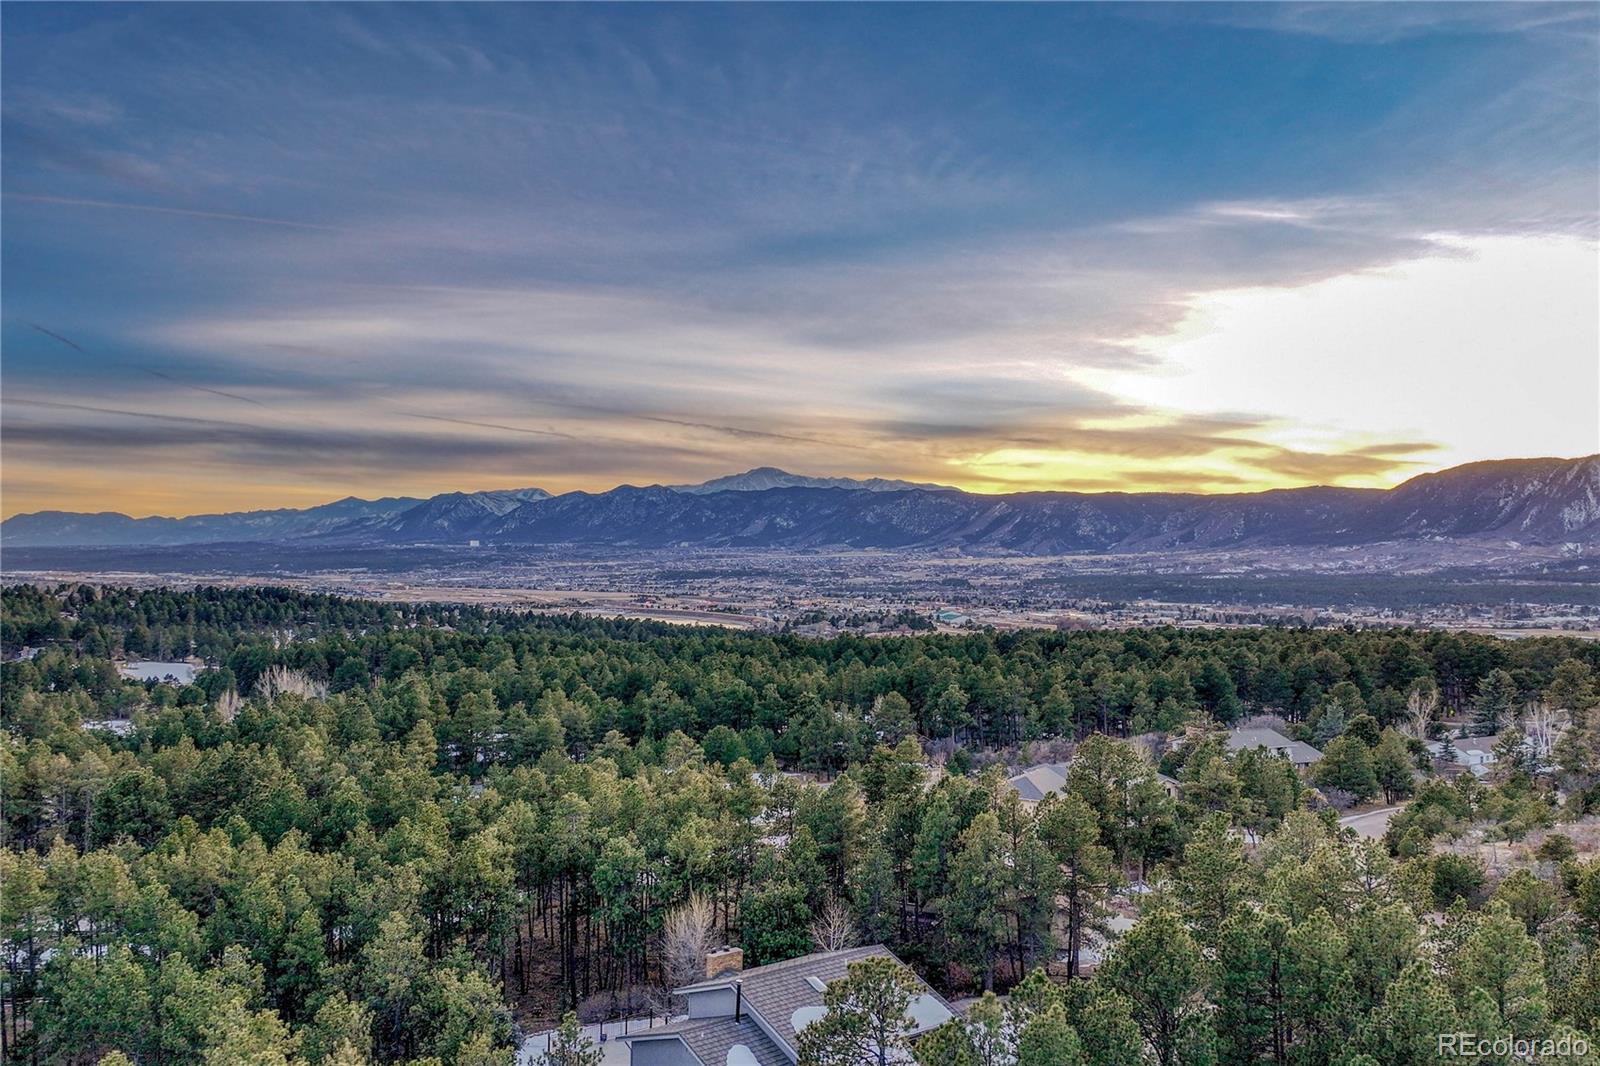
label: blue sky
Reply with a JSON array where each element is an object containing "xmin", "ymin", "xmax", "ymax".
[{"xmin": 3, "ymin": 3, "xmax": 1596, "ymax": 515}]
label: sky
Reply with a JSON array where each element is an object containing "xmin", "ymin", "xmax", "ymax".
[{"xmin": 2, "ymin": 3, "xmax": 1597, "ymax": 518}]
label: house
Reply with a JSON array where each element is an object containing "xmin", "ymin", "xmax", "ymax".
[
  {"xmin": 620, "ymin": 945, "xmax": 953, "ymax": 1066},
  {"xmin": 1427, "ymin": 734, "xmax": 1499, "ymax": 770},
  {"xmin": 1002, "ymin": 762, "xmax": 1071, "ymax": 807},
  {"xmin": 1225, "ymin": 726, "xmax": 1323, "ymax": 769},
  {"xmin": 1004, "ymin": 761, "xmax": 1179, "ymax": 806}
]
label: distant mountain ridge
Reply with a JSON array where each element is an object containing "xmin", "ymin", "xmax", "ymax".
[
  {"xmin": 4, "ymin": 457, "xmax": 1596, "ymax": 553},
  {"xmin": 669, "ymin": 466, "xmax": 957, "ymax": 494},
  {"xmin": 0, "ymin": 488, "xmax": 539, "ymax": 547},
  {"xmin": 0, "ymin": 493, "xmax": 426, "ymax": 547},
  {"xmin": 317, "ymin": 488, "xmax": 551, "ymax": 542}
]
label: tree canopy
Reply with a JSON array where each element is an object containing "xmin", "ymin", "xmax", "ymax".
[{"xmin": 2, "ymin": 584, "xmax": 1597, "ymax": 1066}]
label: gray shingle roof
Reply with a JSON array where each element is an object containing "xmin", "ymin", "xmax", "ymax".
[
  {"xmin": 620, "ymin": 1016, "xmax": 788, "ymax": 1066},
  {"xmin": 1226, "ymin": 726, "xmax": 1292, "ymax": 750},
  {"xmin": 1280, "ymin": 740, "xmax": 1323, "ymax": 764},
  {"xmin": 677, "ymin": 944, "xmax": 952, "ymax": 1056},
  {"xmin": 740, "ymin": 945, "xmax": 885, "ymax": 1052},
  {"xmin": 1226, "ymin": 727, "xmax": 1322, "ymax": 764},
  {"xmin": 1003, "ymin": 762, "xmax": 1070, "ymax": 803}
]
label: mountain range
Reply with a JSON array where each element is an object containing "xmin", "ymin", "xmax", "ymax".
[
  {"xmin": 668, "ymin": 467, "xmax": 956, "ymax": 495},
  {"xmin": 4, "ymin": 456, "xmax": 1597, "ymax": 554}
]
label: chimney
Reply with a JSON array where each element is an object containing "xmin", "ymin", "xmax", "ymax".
[{"xmin": 705, "ymin": 945, "xmax": 744, "ymax": 979}]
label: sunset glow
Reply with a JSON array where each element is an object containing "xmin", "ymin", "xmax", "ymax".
[{"xmin": 4, "ymin": 5, "xmax": 1596, "ymax": 517}]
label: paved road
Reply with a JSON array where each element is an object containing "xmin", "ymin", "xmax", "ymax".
[{"xmin": 1338, "ymin": 805, "xmax": 1404, "ymax": 839}]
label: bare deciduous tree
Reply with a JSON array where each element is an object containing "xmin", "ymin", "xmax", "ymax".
[
  {"xmin": 216, "ymin": 688, "xmax": 244, "ymax": 723},
  {"xmin": 1403, "ymin": 683, "xmax": 1441, "ymax": 741},
  {"xmin": 255, "ymin": 665, "xmax": 327, "ymax": 701},
  {"xmin": 658, "ymin": 892, "xmax": 715, "ymax": 1012},
  {"xmin": 810, "ymin": 894, "xmax": 858, "ymax": 953},
  {"xmin": 1522, "ymin": 700, "xmax": 1558, "ymax": 759}
]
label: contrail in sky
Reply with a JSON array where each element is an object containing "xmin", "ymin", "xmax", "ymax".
[
  {"xmin": 403, "ymin": 412, "xmax": 578, "ymax": 440},
  {"xmin": 26, "ymin": 321, "xmax": 269, "ymax": 407},
  {"xmin": 137, "ymin": 367, "xmax": 270, "ymax": 408},
  {"xmin": 8, "ymin": 192, "xmax": 340, "ymax": 232},
  {"xmin": 26, "ymin": 322, "xmax": 88, "ymax": 354},
  {"xmin": 4, "ymin": 396, "xmax": 262, "ymax": 429}
]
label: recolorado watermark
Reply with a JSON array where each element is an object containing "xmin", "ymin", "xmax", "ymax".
[{"xmin": 1437, "ymin": 1032, "xmax": 1590, "ymax": 1059}]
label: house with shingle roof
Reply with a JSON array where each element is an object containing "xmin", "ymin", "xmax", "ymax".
[
  {"xmin": 1004, "ymin": 759, "xmax": 1179, "ymax": 806},
  {"xmin": 1427, "ymin": 733, "xmax": 1498, "ymax": 765},
  {"xmin": 1427, "ymin": 733, "xmax": 1500, "ymax": 775},
  {"xmin": 1225, "ymin": 726, "xmax": 1322, "ymax": 769},
  {"xmin": 620, "ymin": 945, "xmax": 953, "ymax": 1066},
  {"xmin": 1002, "ymin": 762, "xmax": 1071, "ymax": 807}
]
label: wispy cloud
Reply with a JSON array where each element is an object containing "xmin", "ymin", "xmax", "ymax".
[
  {"xmin": 1168, "ymin": 2, "xmax": 1599, "ymax": 45},
  {"xmin": 2, "ymin": 3, "xmax": 1594, "ymax": 515}
]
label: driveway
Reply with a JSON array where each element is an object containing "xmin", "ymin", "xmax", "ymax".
[{"xmin": 1338, "ymin": 805, "xmax": 1404, "ymax": 839}]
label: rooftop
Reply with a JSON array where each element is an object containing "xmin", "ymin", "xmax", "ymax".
[
  {"xmin": 1003, "ymin": 762, "xmax": 1071, "ymax": 803},
  {"xmin": 621, "ymin": 1017, "xmax": 787, "ymax": 1066},
  {"xmin": 1429, "ymin": 734, "xmax": 1500, "ymax": 756},
  {"xmin": 1225, "ymin": 726, "xmax": 1322, "ymax": 764},
  {"xmin": 675, "ymin": 944, "xmax": 954, "ymax": 1057}
]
